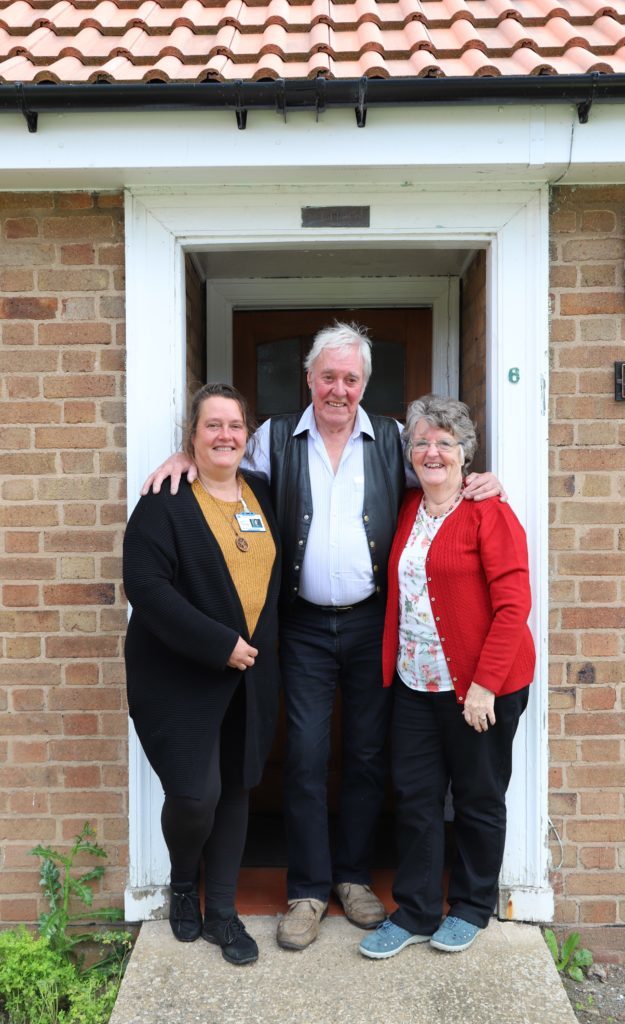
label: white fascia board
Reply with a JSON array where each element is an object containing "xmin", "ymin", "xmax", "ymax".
[{"xmin": 1, "ymin": 102, "xmax": 624, "ymax": 189}]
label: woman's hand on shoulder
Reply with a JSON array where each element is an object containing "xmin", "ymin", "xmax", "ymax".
[
  {"xmin": 227, "ymin": 637, "xmax": 259, "ymax": 672},
  {"xmin": 463, "ymin": 472, "xmax": 507, "ymax": 503},
  {"xmin": 462, "ymin": 682, "xmax": 496, "ymax": 733},
  {"xmin": 141, "ymin": 453, "xmax": 197, "ymax": 496}
]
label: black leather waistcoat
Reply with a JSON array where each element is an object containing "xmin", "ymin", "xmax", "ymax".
[{"xmin": 269, "ymin": 411, "xmax": 405, "ymax": 606}]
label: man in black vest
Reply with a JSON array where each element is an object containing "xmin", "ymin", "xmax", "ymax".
[{"xmin": 144, "ymin": 322, "xmax": 502, "ymax": 951}]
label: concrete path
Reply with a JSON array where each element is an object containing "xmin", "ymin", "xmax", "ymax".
[{"xmin": 110, "ymin": 916, "xmax": 576, "ymax": 1024}]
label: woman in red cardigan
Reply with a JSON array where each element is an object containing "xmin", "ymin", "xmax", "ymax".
[{"xmin": 359, "ymin": 395, "xmax": 535, "ymax": 959}]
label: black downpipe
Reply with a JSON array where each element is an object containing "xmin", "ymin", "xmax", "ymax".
[{"xmin": 1, "ymin": 73, "xmax": 624, "ymax": 133}]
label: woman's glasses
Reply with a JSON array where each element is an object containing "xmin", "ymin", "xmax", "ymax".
[{"xmin": 409, "ymin": 439, "xmax": 460, "ymax": 453}]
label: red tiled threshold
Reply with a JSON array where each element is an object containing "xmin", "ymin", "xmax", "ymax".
[{"xmin": 237, "ymin": 867, "xmax": 398, "ymax": 916}]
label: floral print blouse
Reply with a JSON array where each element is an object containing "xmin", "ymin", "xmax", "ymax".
[{"xmin": 396, "ymin": 501, "xmax": 460, "ymax": 693}]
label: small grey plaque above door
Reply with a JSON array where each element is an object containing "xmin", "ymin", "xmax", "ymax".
[{"xmin": 301, "ymin": 206, "xmax": 370, "ymax": 228}]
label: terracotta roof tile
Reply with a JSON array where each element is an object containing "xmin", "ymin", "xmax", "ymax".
[{"xmin": 1, "ymin": 0, "xmax": 625, "ymax": 83}]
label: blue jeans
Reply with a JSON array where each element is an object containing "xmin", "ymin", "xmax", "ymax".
[{"xmin": 280, "ymin": 598, "xmax": 392, "ymax": 901}]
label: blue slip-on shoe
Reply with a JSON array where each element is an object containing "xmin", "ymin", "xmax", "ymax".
[
  {"xmin": 359, "ymin": 918, "xmax": 431, "ymax": 960},
  {"xmin": 429, "ymin": 915, "xmax": 481, "ymax": 953}
]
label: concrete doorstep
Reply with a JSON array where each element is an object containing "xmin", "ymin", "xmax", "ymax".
[{"xmin": 109, "ymin": 916, "xmax": 576, "ymax": 1024}]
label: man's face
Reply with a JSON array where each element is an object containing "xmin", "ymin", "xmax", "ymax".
[{"xmin": 307, "ymin": 346, "xmax": 367, "ymax": 433}]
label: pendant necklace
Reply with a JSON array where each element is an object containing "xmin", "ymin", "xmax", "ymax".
[{"xmin": 197, "ymin": 476, "xmax": 249, "ymax": 552}]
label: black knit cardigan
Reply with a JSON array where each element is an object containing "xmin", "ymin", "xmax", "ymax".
[{"xmin": 123, "ymin": 472, "xmax": 281, "ymax": 799}]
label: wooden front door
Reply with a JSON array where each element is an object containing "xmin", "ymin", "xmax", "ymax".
[
  {"xmin": 233, "ymin": 307, "xmax": 432, "ymax": 424},
  {"xmin": 235, "ymin": 306, "xmax": 433, "ymax": 865}
]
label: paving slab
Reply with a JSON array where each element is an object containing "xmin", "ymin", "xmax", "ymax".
[{"xmin": 110, "ymin": 916, "xmax": 576, "ymax": 1024}]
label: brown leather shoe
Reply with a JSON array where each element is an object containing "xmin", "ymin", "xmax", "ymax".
[
  {"xmin": 334, "ymin": 883, "xmax": 386, "ymax": 929},
  {"xmin": 276, "ymin": 898, "xmax": 328, "ymax": 951}
]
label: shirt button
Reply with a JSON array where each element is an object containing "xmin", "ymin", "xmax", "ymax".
[
  {"xmin": 373, "ymin": 565, "xmax": 379, "ymax": 572},
  {"xmin": 370, "ymin": 541, "xmax": 375, "ymax": 549},
  {"xmin": 376, "ymin": 586, "xmax": 381, "ymax": 593},
  {"xmin": 363, "ymin": 514, "xmax": 369, "ymax": 522},
  {"xmin": 453, "ymin": 677, "xmax": 458, "ymax": 682},
  {"xmin": 459, "ymin": 695, "xmax": 464, "ymax": 702},
  {"xmin": 298, "ymin": 539, "xmax": 304, "ymax": 546},
  {"xmin": 427, "ymin": 577, "xmax": 432, "ymax": 582},
  {"xmin": 294, "ymin": 564, "xmax": 300, "ymax": 570},
  {"xmin": 304, "ymin": 514, "xmax": 310, "ymax": 521},
  {"xmin": 435, "ymin": 617, "xmax": 440, "ymax": 622},
  {"xmin": 447, "ymin": 657, "xmax": 451, "ymax": 662},
  {"xmin": 431, "ymin": 596, "xmax": 435, "ymax": 602},
  {"xmin": 441, "ymin": 636, "xmax": 445, "ymax": 641}
]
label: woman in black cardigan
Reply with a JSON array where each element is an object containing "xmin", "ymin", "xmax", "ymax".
[{"xmin": 124, "ymin": 383, "xmax": 281, "ymax": 965}]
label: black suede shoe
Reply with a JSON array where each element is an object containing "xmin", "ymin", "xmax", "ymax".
[
  {"xmin": 169, "ymin": 886, "xmax": 202, "ymax": 942},
  {"xmin": 202, "ymin": 914, "xmax": 259, "ymax": 965}
]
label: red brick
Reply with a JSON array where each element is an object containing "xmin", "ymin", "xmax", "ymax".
[
  {"xmin": 564, "ymin": 711, "xmax": 625, "ymax": 736},
  {"xmin": 580, "ymin": 790, "xmax": 622, "ymax": 814},
  {"xmin": 56, "ymin": 193, "xmax": 95, "ymax": 210},
  {"xmin": 580, "ymin": 687, "xmax": 617, "ymax": 711},
  {"xmin": 566, "ymin": 874, "xmax": 624, "ymax": 896},
  {"xmin": 567, "ymin": 820, "xmax": 625, "ymax": 842},
  {"xmin": 43, "ymin": 374, "xmax": 116, "ymax": 398},
  {"xmin": 580, "ymin": 739, "xmax": 621, "ymax": 761},
  {"xmin": 62, "ymin": 713, "xmax": 99, "ymax": 736},
  {"xmin": 35, "ymin": 426, "xmax": 108, "ymax": 449},
  {"xmin": 64, "ymin": 765, "xmax": 101, "ymax": 787},
  {"xmin": 38, "ymin": 323, "xmax": 112, "ymax": 346},
  {"xmin": 11, "ymin": 741, "xmax": 49, "ymax": 763},
  {"xmin": 11, "ymin": 689, "xmax": 45, "ymax": 711},
  {"xmin": 45, "ymin": 636, "xmax": 119, "ymax": 659},
  {"xmin": 0, "ymin": 297, "xmax": 57, "ymax": 319},
  {"xmin": 44, "ymin": 531, "xmax": 115, "ymax": 553},
  {"xmin": 60, "ymin": 243, "xmax": 95, "ymax": 264},
  {"xmin": 580, "ymin": 848, "xmax": 616, "ymax": 869},
  {"xmin": 0, "ymin": 557, "xmax": 56, "ymax": 580},
  {"xmin": 566, "ymin": 765, "xmax": 625, "ymax": 787},
  {"xmin": 50, "ymin": 687, "xmax": 120, "ymax": 711},
  {"xmin": 63, "ymin": 663, "xmax": 100, "ymax": 685},
  {"xmin": 561, "ymin": 607, "xmax": 625, "ymax": 629},
  {"xmin": 4, "ymin": 533, "xmax": 40, "ymax": 553},
  {"xmin": 42, "ymin": 215, "xmax": 115, "ymax": 240},
  {"xmin": 49, "ymin": 739, "xmax": 121, "ymax": 762},
  {"xmin": 580, "ymin": 901, "xmax": 617, "ymax": 924}
]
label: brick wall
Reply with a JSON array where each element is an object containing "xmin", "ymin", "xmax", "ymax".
[
  {"xmin": 549, "ymin": 185, "xmax": 625, "ymax": 962},
  {"xmin": 0, "ymin": 191, "xmax": 127, "ymax": 921},
  {"xmin": 460, "ymin": 249, "xmax": 487, "ymax": 473}
]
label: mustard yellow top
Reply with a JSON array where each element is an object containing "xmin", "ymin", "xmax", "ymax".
[{"xmin": 192, "ymin": 477, "xmax": 276, "ymax": 636}]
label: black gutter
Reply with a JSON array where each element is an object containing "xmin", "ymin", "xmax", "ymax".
[{"xmin": 2, "ymin": 73, "xmax": 625, "ymax": 132}]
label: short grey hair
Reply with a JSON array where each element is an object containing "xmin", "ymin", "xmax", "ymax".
[
  {"xmin": 402, "ymin": 394, "xmax": 478, "ymax": 472},
  {"xmin": 304, "ymin": 321, "xmax": 372, "ymax": 387}
]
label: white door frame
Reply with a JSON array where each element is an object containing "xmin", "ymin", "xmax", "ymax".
[{"xmin": 124, "ymin": 184, "xmax": 551, "ymax": 923}]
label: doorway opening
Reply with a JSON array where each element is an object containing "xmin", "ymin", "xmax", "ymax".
[{"xmin": 183, "ymin": 245, "xmax": 486, "ymax": 883}]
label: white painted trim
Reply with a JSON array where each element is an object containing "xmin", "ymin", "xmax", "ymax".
[
  {"xmin": 124, "ymin": 184, "xmax": 551, "ymax": 922},
  {"xmin": 2, "ymin": 103, "xmax": 625, "ymax": 188},
  {"xmin": 205, "ymin": 276, "xmax": 459, "ymax": 396}
]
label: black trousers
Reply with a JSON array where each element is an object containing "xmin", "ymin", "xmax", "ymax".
[
  {"xmin": 390, "ymin": 681, "xmax": 529, "ymax": 934},
  {"xmin": 280, "ymin": 597, "xmax": 393, "ymax": 901},
  {"xmin": 161, "ymin": 683, "xmax": 249, "ymax": 915}
]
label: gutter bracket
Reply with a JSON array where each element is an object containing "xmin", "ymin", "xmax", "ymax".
[
  {"xmin": 355, "ymin": 76, "xmax": 367, "ymax": 128},
  {"xmin": 577, "ymin": 74, "xmax": 597, "ymax": 124},
  {"xmin": 577, "ymin": 96, "xmax": 592, "ymax": 123},
  {"xmin": 275, "ymin": 79, "xmax": 286, "ymax": 123},
  {"xmin": 17, "ymin": 83, "xmax": 38, "ymax": 133},
  {"xmin": 315, "ymin": 76, "xmax": 326, "ymax": 122},
  {"xmin": 234, "ymin": 81, "xmax": 247, "ymax": 130}
]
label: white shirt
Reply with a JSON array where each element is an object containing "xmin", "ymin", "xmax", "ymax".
[{"xmin": 245, "ymin": 405, "xmax": 415, "ymax": 606}]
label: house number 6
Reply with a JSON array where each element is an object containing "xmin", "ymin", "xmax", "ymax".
[{"xmin": 508, "ymin": 367, "xmax": 520, "ymax": 384}]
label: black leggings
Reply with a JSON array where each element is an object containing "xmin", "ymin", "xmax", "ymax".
[{"xmin": 161, "ymin": 684, "xmax": 249, "ymax": 914}]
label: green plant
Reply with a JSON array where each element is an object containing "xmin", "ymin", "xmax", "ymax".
[
  {"xmin": 0, "ymin": 927, "xmax": 78, "ymax": 1024},
  {"xmin": 544, "ymin": 928, "xmax": 593, "ymax": 982},
  {"xmin": 0, "ymin": 824, "xmax": 133, "ymax": 1024},
  {"xmin": 30, "ymin": 822, "xmax": 128, "ymax": 976}
]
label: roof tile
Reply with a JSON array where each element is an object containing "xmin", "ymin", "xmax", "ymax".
[{"xmin": 1, "ymin": 0, "xmax": 625, "ymax": 83}]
